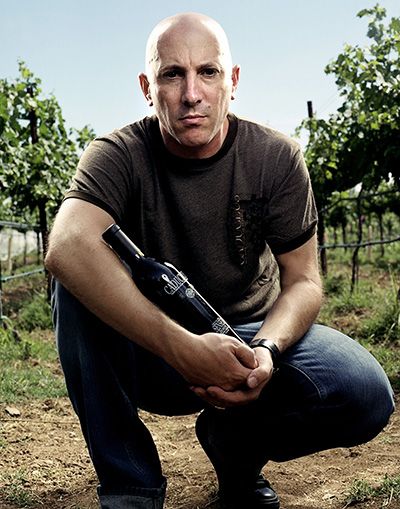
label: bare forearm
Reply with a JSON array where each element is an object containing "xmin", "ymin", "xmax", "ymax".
[
  {"xmin": 253, "ymin": 235, "xmax": 323, "ymax": 353},
  {"xmin": 254, "ymin": 278, "xmax": 322, "ymax": 352}
]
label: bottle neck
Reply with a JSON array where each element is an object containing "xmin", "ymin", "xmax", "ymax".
[{"xmin": 102, "ymin": 224, "xmax": 144, "ymax": 266}]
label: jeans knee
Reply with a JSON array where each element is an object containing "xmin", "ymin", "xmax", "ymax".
[{"xmin": 340, "ymin": 373, "xmax": 395, "ymax": 446}]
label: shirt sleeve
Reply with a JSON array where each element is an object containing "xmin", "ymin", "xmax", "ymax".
[
  {"xmin": 265, "ymin": 148, "xmax": 318, "ymax": 255},
  {"xmin": 64, "ymin": 133, "xmax": 133, "ymax": 223}
]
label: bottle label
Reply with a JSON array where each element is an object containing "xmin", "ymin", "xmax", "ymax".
[
  {"xmin": 211, "ymin": 317, "xmax": 230, "ymax": 335},
  {"xmin": 163, "ymin": 271, "xmax": 188, "ymax": 295},
  {"xmin": 185, "ymin": 288, "xmax": 196, "ymax": 299}
]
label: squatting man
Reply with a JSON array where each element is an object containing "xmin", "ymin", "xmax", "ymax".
[{"xmin": 46, "ymin": 12, "xmax": 394, "ymax": 509}]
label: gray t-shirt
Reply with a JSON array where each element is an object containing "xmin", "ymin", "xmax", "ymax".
[{"xmin": 66, "ymin": 114, "xmax": 317, "ymax": 323}]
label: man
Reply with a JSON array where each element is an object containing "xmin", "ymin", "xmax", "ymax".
[{"xmin": 46, "ymin": 12, "xmax": 394, "ymax": 509}]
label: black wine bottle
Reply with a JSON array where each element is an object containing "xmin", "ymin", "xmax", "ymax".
[{"xmin": 102, "ymin": 224, "xmax": 243, "ymax": 342}]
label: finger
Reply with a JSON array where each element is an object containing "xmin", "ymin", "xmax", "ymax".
[
  {"xmin": 190, "ymin": 386, "xmax": 227, "ymax": 407},
  {"xmin": 235, "ymin": 344, "xmax": 258, "ymax": 369},
  {"xmin": 191, "ymin": 383, "xmax": 262, "ymax": 407},
  {"xmin": 205, "ymin": 385, "xmax": 261, "ymax": 407},
  {"xmin": 190, "ymin": 386, "xmax": 207, "ymax": 398},
  {"xmin": 247, "ymin": 348, "xmax": 274, "ymax": 388},
  {"xmin": 247, "ymin": 367, "xmax": 268, "ymax": 389}
]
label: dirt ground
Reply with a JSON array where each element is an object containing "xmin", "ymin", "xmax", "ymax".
[{"xmin": 0, "ymin": 395, "xmax": 399, "ymax": 509}]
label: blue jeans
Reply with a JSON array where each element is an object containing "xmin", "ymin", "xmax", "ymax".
[{"xmin": 52, "ymin": 281, "xmax": 394, "ymax": 508}]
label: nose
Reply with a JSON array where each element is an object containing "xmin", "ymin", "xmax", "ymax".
[{"xmin": 182, "ymin": 73, "xmax": 202, "ymax": 106}]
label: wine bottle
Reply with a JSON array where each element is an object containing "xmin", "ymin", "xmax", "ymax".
[{"xmin": 102, "ymin": 224, "xmax": 243, "ymax": 342}]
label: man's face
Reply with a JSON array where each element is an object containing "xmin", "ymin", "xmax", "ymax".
[{"xmin": 140, "ymin": 24, "xmax": 239, "ymax": 158}]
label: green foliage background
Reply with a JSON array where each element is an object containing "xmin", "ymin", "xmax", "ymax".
[
  {"xmin": 296, "ymin": 5, "xmax": 399, "ymax": 210},
  {"xmin": 0, "ymin": 62, "xmax": 94, "ymax": 225}
]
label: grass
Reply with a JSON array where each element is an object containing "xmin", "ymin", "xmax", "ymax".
[
  {"xmin": 0, "ymin": 361, "xmax": 66, "ymax": 403},
  {"xmin": 0, "ymin": 273, "xmax": 66, "ymax": 404},
  {"xmin": 0, "ymin": 470, "xmax": 39, "ymax": 507},
  {"xmin": 344, "ymin": 475, "xmax": 400, "ymax": 507},
  {"xmin": 16, "ymin": 291, "xmax": 53, "ymax": 331},
  {"xmin": 318, "ymin": 258, "xmax": 400, "ymax": 391},
  {"xmin": 320, "ymin": 270, "xmax": 400, "ymax": 341}
]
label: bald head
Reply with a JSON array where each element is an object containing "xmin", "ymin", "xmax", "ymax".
[
  {"xmin": 139, "ymin": 12, "xmax": 239, "ymax": 158},
  {"xmin": 145, "ymin": 13, "xmax": 233, "ymax": 78}
]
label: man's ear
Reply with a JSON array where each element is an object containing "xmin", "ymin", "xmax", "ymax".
[
  {"xmin": 231, "ymin": 65, "xmax": 240, "ymax": 100},
  {"xmin": 139, "ymin": 73, "xmax": 153, "ymax": 106}
]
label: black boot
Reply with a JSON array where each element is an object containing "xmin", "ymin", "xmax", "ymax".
[{"xmin": 196, "ymin": 410, "xmax": 280, "ymax": 509}]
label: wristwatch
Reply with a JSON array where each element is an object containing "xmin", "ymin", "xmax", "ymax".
[{"xmin": 249, "ymin": 338, "xmax": 281, "ymax": 367}]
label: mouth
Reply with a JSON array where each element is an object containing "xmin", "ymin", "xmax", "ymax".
[{"xmin": 179, "ymin": 114, "xmax": 207, "ymax": 126}]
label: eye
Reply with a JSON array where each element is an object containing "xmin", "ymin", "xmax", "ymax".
[
  {"xmin": 162, "ymin": 69, "xmax": 183, "ymax": 79},
  {"xmin": 201, "ymin": 68, "xmax": 219, "ymax": 77}
]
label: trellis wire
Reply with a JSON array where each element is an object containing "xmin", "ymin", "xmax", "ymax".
[
  {"xmin": 1, "ymin": 267, "xmax": 44, "ymax": 283},
  {"xmin": 0, "ymin": 221, "xmax": 43, "ymax": 322},
  {"xmin": 320, "ymin": 236, "xmax": 400, "ymax": 250},
  {"xmin": 0, "ymin": 220, "xmax": 40, "ymax": 232},
  {"xmin": 320, "ymin": 189, "xmax": 399, "ymax": 214}
]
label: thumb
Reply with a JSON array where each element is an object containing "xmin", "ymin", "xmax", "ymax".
[
  {"xmin": 235, "ymin": 344, "xmax": 258, "ymax": 369},
  {"xmin": 247, "ymin": 365, "xmax": 268, "ymax": 389}
]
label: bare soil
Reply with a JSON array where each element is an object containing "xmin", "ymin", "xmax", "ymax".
[{"xmin": 0, "ymin": 395, "xmax": 399, "ymax": 509}]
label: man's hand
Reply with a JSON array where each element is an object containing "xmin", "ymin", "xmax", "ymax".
[
  {"xmin": 172, "ymin": 332, "xmax": 258, "ymax": 391},
  {"xmin": 190, "ymin": 346, "xmax": 274, "ymax": 407}
]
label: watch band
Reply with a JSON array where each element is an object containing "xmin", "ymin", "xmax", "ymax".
[{"xmin": 249, "ymin": 338, "xmax": 281, "ymax": 366}]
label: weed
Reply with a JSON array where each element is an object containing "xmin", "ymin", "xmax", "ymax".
[
  {"xmin": 324, "ymin": 273, "xmax": 346, "ymax": 295},
  {"xmin": 376, "ymin": 474, "xmax": 400, "ymax": 500},
  {"xmin": 0, "ymin": 315, "xmax": 22, "ymax": 342},
  {"xmin": 344, "ymin": 479, "xmax": 374, "ymax": 506},
  {"xmin": 343, "ymin": 475, "xmax": 400, "ymax": 507},
  {"xmin": 0, "ymin": 325, "xmax": 66, "ymax": 403},
  {"xmin": 320, "ymin": 279, "xmax": 374, "ymax": 322},
  {"xmin": 0, "ymin": 319, "xmax": 32, "ymax": 361},
  {"xmin": 0, "ymin": 362, "xmax": 66, "ymax": 403},
  {"xmin": 359, "ymin": 269, "xmax": 399, "ymax": 343},
  {"xmin": 361, "ymin": 304, "xmax": 399, "ymax": 343},
  {"xmin": 0, "ymin": 469, "xmax": 38, "ymax": 507},
  {"xmin": 16, "ymin": 290, "xmax": 52, "ymax": 331}
]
